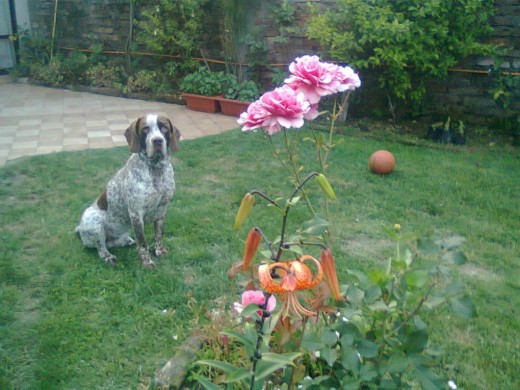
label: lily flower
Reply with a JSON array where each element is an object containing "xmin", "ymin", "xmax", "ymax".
[{"xmin": 258, "ymin": 255, "xmax": 323, "ymax": 319}]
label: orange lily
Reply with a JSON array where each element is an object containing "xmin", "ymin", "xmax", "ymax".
[
  {"xmin": 258, "ymin": 255, "xmax": 323, "ymax": 319},
  {"xmin": 320, "ymin": 248, "xmax": 342, "ymax": 301}
]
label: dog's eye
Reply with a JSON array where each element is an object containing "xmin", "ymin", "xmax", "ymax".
[
  {"xmin": 159, "ymin": 125, "xmax": 169, "ymax": 134},
  {"xmin": 142, "ymin": 126, "xmax": 150, "ymax": 134}
]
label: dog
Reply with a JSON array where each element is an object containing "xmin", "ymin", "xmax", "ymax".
[{"xmin": 75, "ymin": 114, "xmax": 182, "ymax": 267}]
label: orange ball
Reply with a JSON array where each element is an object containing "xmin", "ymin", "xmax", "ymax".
[{"xmin": 369, "ymin": 150, "xmax": 396, "ymax": 175}]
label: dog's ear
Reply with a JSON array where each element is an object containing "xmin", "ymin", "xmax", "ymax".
[
  {"xmin": 124, "ymin": 117, "xmax": 142, "ymax": 153},
  {"xmin": 159, "ymin": 116, "xmax": 182, "ymax": 152}
]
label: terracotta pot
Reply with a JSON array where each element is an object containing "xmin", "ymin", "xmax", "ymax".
[
  {"xmin": 181, "ymin": 93, "xmax": 221, "ymax": 113},
  {"xmin": 217, "ymin": 97, "xmax": 251, "ymax": 117},
  {"xmin": 369, "ymin": 150, "xmax": 396, "ymax": 175}
]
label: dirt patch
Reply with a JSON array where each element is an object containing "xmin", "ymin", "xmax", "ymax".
[
  {"xmin": 459, "ymin": 263, "xmax": 500, "ymax": 282},
  {"xmin": 341, "ymin": 234, "xmax": 394, "ymax": 261}
]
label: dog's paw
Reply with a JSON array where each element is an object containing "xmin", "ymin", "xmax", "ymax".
[
  {"xmin": 142, "ymin": 258, "xmax": 157, "ymax": 268},
  {"xmin": 103, "ymin": 254, "xmax": 117, "ymax": 266},
  {"xmin": 154, "ymin": 245, "xmax": 168, "ymax": 257}
]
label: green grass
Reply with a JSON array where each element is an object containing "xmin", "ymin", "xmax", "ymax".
[{"xmin": 1, "ymin": 127, "xmax": 519, "ymax": 389}]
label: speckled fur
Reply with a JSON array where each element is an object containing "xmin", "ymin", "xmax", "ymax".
[{"xmin": 75, "ymin": 114, "xmax": 181, "ymax": 267}]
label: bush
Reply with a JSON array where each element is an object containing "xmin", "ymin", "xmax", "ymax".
[{"xmin": 308, "ymin": 0, "xmax": 496, "ymax": 117}]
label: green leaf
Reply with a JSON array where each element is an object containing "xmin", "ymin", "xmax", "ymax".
[
  {"xmin": 368, "ymin": 301, "xmax": 388, "ymax": 311},
  {"xmin": 405, "ymin": 270, "xmax": 429, "ymax": 289},
  {"xmin": 442, "ymin": 249, "xmax": 467, "ymax": 265},
  {"xmin": 386, "ymin": 352, "xmax": 408, "ymax": 374},
  {"xmin": 220, "ymin": 329, "xmax": 255, "ymax": 348},
  {"xmin": 301, "ymin": 217, "xmax": 329, "ymax": 236},
  {"xmin": 321, "ymin": 328, "xmax": 339, "ymax": 347},
  {"xmin": 346, "ymin": 269, "xmax": 371, "ymax": 288},
  {"xmin": 225, "ymin": 367, "xmax": 251, "ymax": 383},
  {"xmin": 260, "ymin": 352, "xmax": 301, "ymax": 366},
  {"xmin": 358, "ymin": 340, "xmax": 378, "ymax": 358},
  {"xmin": 360, "ymin": 364, "xmax": 378, "ymax": 381},
  {"xmin": 301, "ymin": 329, "xmax": 322, "ymax": 352},
  {"xmin": 417, "ymin": 237, "xmax": 439, "ymax": 256},
  {"xmin": 438, "ymin": 235, "xmax": 465, "ymax": 250},
  {"xmin": 320, "ymin": 345, "xmax": 338, "ymax": 367},
  {"xmin": 424, "ymin": 295, "xmax": 446, "ymax": 309},
  {"xmin": 340, "ymin": 345, "xmax": 361, "ymax": 373},
  {"xmin": 382, "ymin": 225, "xmax": 400, "ymax": 241},
  {"xmin": 364, "ymin": 285, "xmax": 382, "ymax": 303},
  {"xmin": 403, "ymin": 329, "xmax": 429, "ymax": 354},
  {"xmin": 346, "ymin": 285, "xmax": 365, "ymax": 306},
  {"xmin": 287, "ymin": 196, "xmax": 301, "ymax": 206},
  {"xmin": 192, "ymin": 373, "xmax": 221, "ymax": 390},
  {"xmin": 254, "ymin": 352, "xmax": 302, "ymax": 381},
  {"xmin": 450, "ymin": 296, "xmax": 476, "ymax": 318},
  {"xmin": 415, "ymin": 365, "xmax": 444, "ymax": 390},
  {"xmin": 196, "ymin": 359, "xmax": 238, "ymax": 374}
]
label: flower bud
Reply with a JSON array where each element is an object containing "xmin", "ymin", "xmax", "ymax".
[
  {"xmin": 243, "ymin": 228, "xmax": 261, "ymax": 269},
  {"xmin": 321, "ymin": 248, "xmax": 342, "ymax": 301},
  {"xmin": 233, "ymin": 192, "xmax": 255, "ymax": 230},
  {"xmin": 316, "ymin": 174, "xmax": 336, "ymax": 200}
]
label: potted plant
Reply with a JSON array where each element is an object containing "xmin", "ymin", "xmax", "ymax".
[
  {"xmin": 180, "ymin": 67, "xmax": 229, "ymax": 113},
  {"xmin": 218, "ymin": 76, "xmax": 260, "ymax": 117}
]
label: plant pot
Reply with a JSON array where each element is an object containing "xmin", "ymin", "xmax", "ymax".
[
  {"xmin": 218, "ymin": 97, "xmax": 251, "ymax": 117},
  {"xmin": 181, "ymin": 93, "xmax": 221, "ymax": 113}
]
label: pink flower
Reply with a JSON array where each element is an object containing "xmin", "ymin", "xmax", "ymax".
[
  {"xmin": 233, "ymin": 290, "xmax": 276, "ymax": 317},
  {"xmin": 285, "ymin": 55, "xmax": 361, "ymax": 104},
  {"xmin": 238, "ymin": 85, "xmax": 310, "ymax": 135}
]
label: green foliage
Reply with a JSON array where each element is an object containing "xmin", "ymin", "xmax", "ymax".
[
  {"xmin": 86, "ymin": 64, "xmax": 122, "ymax": 88},
  {"xmin": 32, "ymin": 50, "xmax": 89, "ymax": 86},
  {"xmin": 224, "ymin": 75, "xmax": 260, "ymax": 101},
  {"xmin": 297, "ymin": 227, "xmax": 475, "ymax": 389},
  {"xmin": 122, "ymin": 69, "xmax": 159, "ymax": 94},
  {"xmin": 136, "ymin": 0, "xmax": 210, "ymax": 70},
  {"xmin": 307, "ymin": 0, "xmax": 496, "ymax": 114},
  {"xmin": 12, "ymin": 31, "xmax": 52, "ymax": 77},
  {"xmin": 180, "ymin": 67, "xmax": 231, "ymax": 96}
]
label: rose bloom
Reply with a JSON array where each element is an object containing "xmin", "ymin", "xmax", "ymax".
[
  {"xmin": 233, "ymin": 290, "xmax": 276, "ymax": 317},
  {"xmin": 285, "ymin": 55, "xmax": 361, "ymax": 104},
  {"xmin": 238, "ymin": 85, "xmax": 310, "ymax": 135}
]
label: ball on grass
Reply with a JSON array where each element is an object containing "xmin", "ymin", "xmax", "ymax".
[{"xmin": 369, "ymin": 150, "xmax": 396, "ymax": 175}]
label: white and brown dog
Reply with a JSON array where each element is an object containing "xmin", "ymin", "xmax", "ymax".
[{"xmin": 76, "ymin": 114, "xmax": 182, "ymax": 267}]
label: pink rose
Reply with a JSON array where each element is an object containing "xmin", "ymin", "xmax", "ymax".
[
  {"xmin": 285, "ymin": 55, "xmax": 361, "ymax": 104},
  {"xmin": 233, "ymin": 290, "xmax": 276, "ymax": 317},
  {"xmin": 238, "ymin": 85, "xmax": 310, "ymax": 135},
  {"xmin": 237, "ymin": 101, "xmax": 270, "ymax": 132}
]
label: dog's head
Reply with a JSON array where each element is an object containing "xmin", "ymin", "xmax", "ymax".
[{"xmin": 124, "ymin": 115, "xmax": 182, "ymax": 159}]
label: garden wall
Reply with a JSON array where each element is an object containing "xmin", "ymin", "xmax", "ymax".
[{"xmin": 25, "ymin": 0, "xmax": 520, "ymax": 125}]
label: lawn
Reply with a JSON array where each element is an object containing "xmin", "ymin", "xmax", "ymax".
[{"xmin": 0, "ymin": 126, "xmax": 518, "ymax": 389}]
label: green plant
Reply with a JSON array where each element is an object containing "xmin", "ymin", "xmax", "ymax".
[
  {"xmin": 122, "ymin": 69, "xmax": 158, "ymax": 94},
  {"xmin": 136, "ymin": 0, "xmax": 210, "ymax": 72},
  {"xmin": 307, "ymin": 0, "xmax": 496, "ymax": 120},
  {"xmin": 12, "ymin": 30, "xmax": 51, "ymax": 78},
  {"xmin": 86, "ymin": 64, "xmax": 122, "ymax": 88},
  {"xmin": 297, "ymin": 227, "xmax": 474, "ymax": 389},
  {"xmin": 224, "ymin": 76, "xmax": 260, "ymax": 101},
  {"xmin": 180, "ymin": 67, "xmax": 230, "ymax": 96}
]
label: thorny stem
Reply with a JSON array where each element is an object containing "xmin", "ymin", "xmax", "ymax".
[
  {"xmin": 388, "ymin": 276, "xmax": 439, "ymax": 338},
  {"xmin": 275, "ymin": 172, "xmax": 320, "ymax": 261},
  {"xmin": 250, "ymin": 294, "xmax": 272, "ymax": 390}
]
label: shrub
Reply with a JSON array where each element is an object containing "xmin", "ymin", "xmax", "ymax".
[{"xmin": 307, "ymin": 0, "xmax": 496, "ymax": 118}]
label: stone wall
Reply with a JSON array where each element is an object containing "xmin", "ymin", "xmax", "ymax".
[{"xmin": 25, "ymin": 0, "xmax": 520, "ymax": 125}]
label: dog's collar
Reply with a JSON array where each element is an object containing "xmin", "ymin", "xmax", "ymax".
[{"xmin": 138, "ymin": 150, "xmax": 166, "ymax": 168}]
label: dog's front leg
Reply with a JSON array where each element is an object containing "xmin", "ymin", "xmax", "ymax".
[
  {"xmin": 129, "ymin": 212, "xmax": 155, "ymax": 268},
  {"xmin": 153, "ymin": 217, "xmax": 168, "ymax": 257}
]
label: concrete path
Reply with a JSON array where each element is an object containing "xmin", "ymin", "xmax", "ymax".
[{"xmin": 0, "ymin": 79, "xmax": 239, "ymax": 166}]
